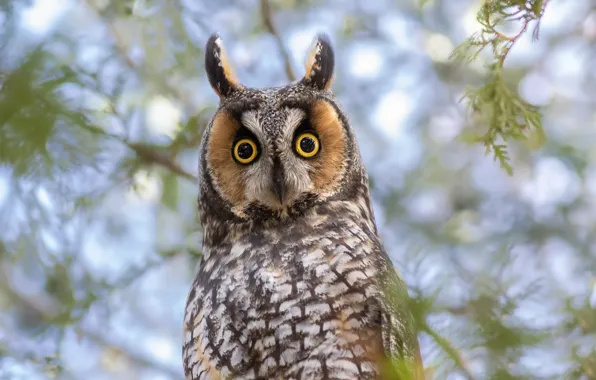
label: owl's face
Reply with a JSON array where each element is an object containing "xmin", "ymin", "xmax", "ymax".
[{"xmin": 200, "ymin": 34, "xmax": 364, "ymax": 221}]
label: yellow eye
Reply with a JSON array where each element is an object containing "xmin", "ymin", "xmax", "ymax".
[
  {"xmin": 295, "ymin": 132, "xmax": 320, "ymax": 158},
  {"xmin": 233, "ymin": 138, "xmax": 258, "ymax": 164}
]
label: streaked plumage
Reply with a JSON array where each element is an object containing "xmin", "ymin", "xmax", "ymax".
[{"xmin": 183, "ymin": 33, "xmax": 423, "ymax": 380}]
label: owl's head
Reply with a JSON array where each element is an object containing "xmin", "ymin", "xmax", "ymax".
[{"xmin": 199, "ymin": 33, "xmax": 368, "ymax": 223}]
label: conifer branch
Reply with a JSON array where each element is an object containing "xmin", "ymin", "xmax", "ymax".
[
  {"xmin": 486, "ymin": 0, "xmax": 551, "ymax": 66},
  {"xmin": 451, "ymin": 0, "xmax": 551, "ymax": 174}
]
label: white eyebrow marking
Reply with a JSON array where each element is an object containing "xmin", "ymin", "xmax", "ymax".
[
  {"xmin": 284, "ymin": 108, "xmax": 306, "ymax": 142},
  {"xmin": 241, "ymin": 111, "xmax": 261, "ymax": 135},
  {"xmin": 286, "ymin": 108, "xmax": 305, "ymax": 130}
]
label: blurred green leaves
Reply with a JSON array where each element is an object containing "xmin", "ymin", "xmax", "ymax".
[
  {"xmin": 0, "ymin": 49, "xmax": 58, "ymax": 177},
  {"xmin": 0, "ymin": 48, "xmax": 106, "ymax": 182},
  {"xmin": 161, "ymin": 171, "xmax": 179, "ymax": 211}
]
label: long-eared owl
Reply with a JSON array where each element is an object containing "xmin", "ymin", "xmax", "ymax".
[{"xmin": 183, "ymin": 33, "xmax": 423, "ymax": 380}]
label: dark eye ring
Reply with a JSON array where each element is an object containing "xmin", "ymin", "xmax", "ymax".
[
  {"xmin": 233, "ymin": 138, "xmax": 258, "ymax": 164},
  {"xmin": 295, "ymin": 132, "xmax": 320, "ymax": 158}
]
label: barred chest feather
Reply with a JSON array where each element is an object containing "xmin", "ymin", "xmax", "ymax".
[{"xmin": 183, "ymin": 199, "xmax": 399, "ymax": 380}]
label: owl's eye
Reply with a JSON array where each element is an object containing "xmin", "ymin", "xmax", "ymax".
[
  {"xmin": 233, "ymin": 138, "xmax": 258, "ymax": 164},
  {"xmin": 295, "ymin": 132, "xmax": 320, "ymax": 158}
]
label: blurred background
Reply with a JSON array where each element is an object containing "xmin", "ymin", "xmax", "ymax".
[{"xmin": 1, "ymin": 0, "xmax": 596, "ymax": 379}]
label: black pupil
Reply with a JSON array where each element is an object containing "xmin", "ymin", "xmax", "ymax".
[
  {"xmin": 237, "ymin": 142, "xmax": 253, "ymax": 160},
  {"xmin": 300, "ymin": 136, "xmax": 316, "ymax": 153}
]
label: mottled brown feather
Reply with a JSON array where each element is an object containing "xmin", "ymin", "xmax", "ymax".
[
  {"xmin": 207, "ymin": 112, "xmax": 245, "ymax": 204},
  {"xmin": 310, "ymin": 100, "xmax": 345, "ymax": 193},
  {"xmin": 219, "ymin": 47, "xmax": 240, "ymax": 89}
]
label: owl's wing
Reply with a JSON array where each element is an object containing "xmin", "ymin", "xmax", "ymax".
[
  {"xmin": 378, "ymin": 258, "xmax": 425, "ymax": 380},
  {"xmin": 183, "ymin": 275, "xmax": 256, "ymax": 380}
]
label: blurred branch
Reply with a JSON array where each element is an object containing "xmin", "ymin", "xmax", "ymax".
[
  {"xmin": 0, "ymin": 267, "xmax": 181, "ymax": 379},
  {"xmin": 128, "ymin": 143, "xmax": 197, "ymax": 182},
  {"xmin": 91, "ymin": 130, "xmax": 198, "ymax": 183},
  {"xmin": 80, "ymin": 328, "xmax": 181, "ymax": 379},
  {"xmin": 76, "ymin": 3, "xmax": 199, "ymax": 183},
  {"xmin": 84, "ymin": 1, "xmax": 189, "ymax": 104},
  {"xmin": 49, "ymin": 101, "xmax": 198, "ymax": 183},
  {"xmin": 260, "ymin": 0, "xmax": 296, "ymax": 81}
]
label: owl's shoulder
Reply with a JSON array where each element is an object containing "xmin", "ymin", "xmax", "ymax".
[{"xmin": 184, "ymin": 201, "xmax": 421, "ymax": 378}]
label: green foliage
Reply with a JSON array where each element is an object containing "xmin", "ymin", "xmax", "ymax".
[
  {"xmin": 452, "ymin": 0, "xmax": 550, "ymax": 174},
  {"xmin": 459, "ymin": 66, "xmax": 543, "ymax": 174},
  {"xmin": 380, "ymin": 356, "xmax": 420, "ymax": 380},
  {"xmin": 0, "ymin": 48, "xmax": 107, "ymax": 183},
  {"xmin": 0, "ymin": 49, "xmax": 58, "ymax": 177}
]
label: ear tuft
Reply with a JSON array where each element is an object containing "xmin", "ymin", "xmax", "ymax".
[
  {"xmin": 301, "ymin": 34, "xmax": 335, "ymax": 91},
  {"xmin": 205, "ymin": 33, "xmax": 241, "ymax": 98}
]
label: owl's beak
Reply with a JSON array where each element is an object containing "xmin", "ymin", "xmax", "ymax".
[{"xmin": 271, "ymin": 159, "xmax": 285, "ymax": 204}]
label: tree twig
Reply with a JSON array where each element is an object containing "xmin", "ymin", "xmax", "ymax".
[
  {"xmin": 81, "ymin": 328, "xmax": 182, "ymax": 379},
  {"xmin": 128, "ymin": 143, "xmax": 197, "ymax": 182},
  {"xmin": 488, "ymin": 1, "xmax": 550, "ymax": 67},
  {"xmin": 44, "ymin": 99, "xmax": 198, "ymax": 183},
  {"xmin": 260, "ymin": 0, "xmax": 296, "ymax": 81},
  {"xmin": 420, "ymin": 321, "xmax": 477, "ymax": 380},
  {"xmin": 85, "ymin": 123, "xmax": 198, "ymax": 183}
]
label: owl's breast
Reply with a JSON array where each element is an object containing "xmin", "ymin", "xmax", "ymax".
[
  {"xmin": 248, "ymin": 228, "xmax": 385, "ymax": 377},
  {"xmin": 184, "ymin": 210, "xmax": 391, "ymax": 380}
]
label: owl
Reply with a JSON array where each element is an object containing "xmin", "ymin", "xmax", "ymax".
[{"xmin": 182, "ymin": 33, "xmax": 423, "ymax": 380}]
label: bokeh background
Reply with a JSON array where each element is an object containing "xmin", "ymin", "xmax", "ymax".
[{"xmin": 1, "ymin": 0, "xmax": 596, "ymax": 379}]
